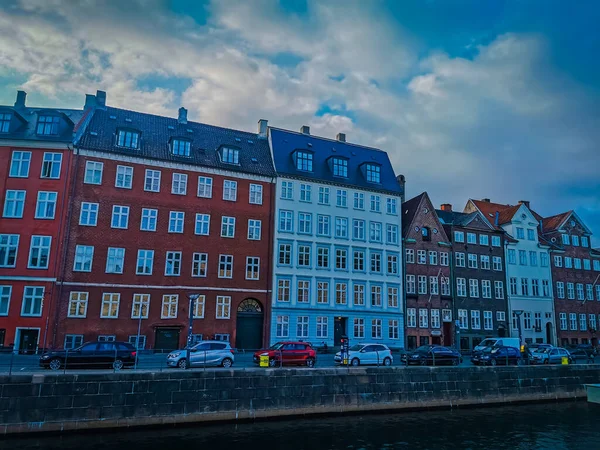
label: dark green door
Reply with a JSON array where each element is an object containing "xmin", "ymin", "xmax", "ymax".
[
  {"xmin": 154, "ymin": 328, "xmax": 180, "ymax": 352},
  {"xmin": 236, "ymin": 299, "xmax": 263, "ymax": 350},
  {"xmin": 19, "ymin": 329, "xmax": 39, "ymax": 354}
]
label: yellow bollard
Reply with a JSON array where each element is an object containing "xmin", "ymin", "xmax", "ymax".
[
  {"xmin": 260, "ymin": 355, "xmax": 270, "ymax": 367},
  {"xmin": 561, "ymin": 356, "xmax": 569, "ymax": 365}
]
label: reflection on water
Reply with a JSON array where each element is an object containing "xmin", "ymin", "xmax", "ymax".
[{"xmin": 4, "ymin": 401, "xmax": 599, "ymax": 450}]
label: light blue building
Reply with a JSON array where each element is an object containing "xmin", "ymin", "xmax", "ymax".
[{"xmin": 268, "ymin": 125, "xmax": 405, "ymax": 348}]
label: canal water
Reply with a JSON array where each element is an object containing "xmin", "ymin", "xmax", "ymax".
[{"xmin": 4, "ymin": 401, "xmax": 599, "ymax": 450}]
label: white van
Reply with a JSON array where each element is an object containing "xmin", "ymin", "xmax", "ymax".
[{"xmin": 474, "ymin": 337, "xmax": 520, "ymax": 353}]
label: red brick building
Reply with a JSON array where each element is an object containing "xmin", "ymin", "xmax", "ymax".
[
  {"xmin": 54, "ymin": 92, "xmax": 275, "ymax": 351},
  {"xmin": 0, "ymin": 91, "xmax": 84, "ymax": 352},
  {"xmin": 540, "ymin": 211, "xmax": 600, "ymax": 347}
]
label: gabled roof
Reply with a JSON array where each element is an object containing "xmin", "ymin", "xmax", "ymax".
[
  {"xmin": 469, "ymin": 200, "xmax": 522, "ymax": 228},
  {"xmin": 0, "ymin": 104, "xmax": 84, "ymax": 143},
  {"xmin": 402, "ymin": 192, "xmax": 426, "ymax": 236},
  {"xmin": 76, "ymin": 106, "xmax": 275, "ymax": 178},
  {"xmin": 542, "ymin": 211, "xmax": 572, "ymax": 232},
  {"xmin": 436, "ymin": 210, "xmax": 477, "ymax": 227},
  {"xmin": 269, "ymin": 127, "xmax": 403, "ymax": 195}
]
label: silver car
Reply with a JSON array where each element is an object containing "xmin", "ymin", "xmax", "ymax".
[
  {"xmin": 167, "ymin": 341, "xmax": 235, "ymax": 369},
  {"xmin": 334, "ymin": 343, "xmax": 393, "ymax": 366},
  {"xmin": 531, "ymin": 347, "xmax": 572, "ymax": 365}
]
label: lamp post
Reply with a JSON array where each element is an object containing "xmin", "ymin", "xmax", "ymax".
[
  {"xmin": 514, "ymin": 310, "xmax": 524, "ymax": 346},
  {"xmin": 186, "ymin": 293, "xmax": 201, "ymax": 370}
]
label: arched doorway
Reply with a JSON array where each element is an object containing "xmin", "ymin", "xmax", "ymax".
[{"xmin": 236, "ymin": 298, "xmax": 263, "ymax": 350}]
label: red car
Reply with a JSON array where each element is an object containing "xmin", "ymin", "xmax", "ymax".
[{"xmin": 253, "ymin": 342, "xmax": 317, "ymax": 367}]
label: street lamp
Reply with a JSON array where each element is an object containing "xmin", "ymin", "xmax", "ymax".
[
  {"xmin": 186, "ymin": 293, "xmax": 201, "ymax": 370},
  {"xmin": 514, "ymin": 310, "xmax": 524, "ymax": 346}
]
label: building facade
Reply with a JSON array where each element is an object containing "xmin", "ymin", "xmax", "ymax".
[
  {"xmin": 403, "ymin": 193, "xmax": 453, "ymax": 350},
  {"xmin": 540, "ymin": 211, "xmax": 600, "ymax": 347},
  {"xmin": 269, "ymin": 127, "xmax": 405, "ymax": 348},
  {"xmin": 0, "ymin": 91, "xmax": 83, "ymax": 353},
  {"xmin": 437, "ymin": 204, "xmax": 509, "ymax": 351},
  {"xmin": 467, "ymin": 200, "xmax": 556, "ymax": 345},
  {"xmin": 54, "ymin": 92, "xmax": 275, "ymax": 351}
]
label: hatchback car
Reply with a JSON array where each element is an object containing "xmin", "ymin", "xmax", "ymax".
[
  {"xmin": 167, "ymin": 341, "xmax": 235, "ymax": 369},
  {"xmin": 403, "ymin": 345, "xmax": 462, "ymax": 366},
  {"xmin": 39, "ymin": 341, "xmax": 137, "ymax": 371},
  {"xmin": 253, "ymin": 342, "xmax": 317, "ymax": 367},
  {"xmin": 334, "ymin": 343, "xmax": 393, "ymax": 366},
  {"xmin": 471, "ymin": 346, "xmax": 521, "ymax": 366},
  {"xmin": 531, "ymin": 347, "xmax": 573, "ymax": 365}
]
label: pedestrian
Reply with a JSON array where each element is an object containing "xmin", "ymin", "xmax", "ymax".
[{"xmin": 587, "ymin": 348, "xmax": 596, "ymax": 364}]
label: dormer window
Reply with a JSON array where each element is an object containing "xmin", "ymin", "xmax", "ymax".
[
  {"xmin": 365, "ymin": 163, "xmax": 381, "ymax": 183},
  {"xmin": 422, "ymin": 226, "xmax": 431, "ymax": 241},
  {"xmin": 36, "ymin": 115, "xmax": 60, "ymax": 135},
  {"xmin": 116, "ymin": 129, "xmax": 140, "ymax": 149},
  {"xmin": 221, "ymin": 147, "xmax": 239, "ymax": 165},
  {"xmin": 295, "ymin": 151, "xmax": 313, "ymax": 172},
  {"xmin": 171, "ymin": 139, "xmax": 191, "ymax": 157},
  {"xmin": 0, "ymin": 113, "xmax": 11, "ymax": 133},
  {"xmin": 332, "ymin": 157, "xmax": 348, "ymax": 177}
]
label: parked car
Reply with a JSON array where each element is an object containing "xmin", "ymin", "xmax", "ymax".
[
  {"xmin": 253, "ymin": 342, "xmax": 317, "ymax": 367},
  {"xmin": 530, "ymin": 347, "xmax": 573, "ymax": 365},
  {"xmin": 471, "ymin": 346, "xmax": 521, "ymax": 366},
  {"xmin": 334, "ymin": 343, "xmax": 393, "ymax": 366},
  {"xmin": 472, "ymin": 338, "xmax": 521, "ymax": 359},
  {"xmin": 167, "ymin": 341, "xmax": 235, "ymax": 369},
  {"xmin": 39, "ymin": 341, "xmax": 137, "ymax": 371},
  {"xmin": 403, "ymin": 345, "xmax": 462, "ymax": 366},
  {"xmin": 568, "ymin": 346, "xmax": 595, "ymax": 362},
  {"xmin": 528, "ymin": 343, "xmax": 553, "ymax": 353}
]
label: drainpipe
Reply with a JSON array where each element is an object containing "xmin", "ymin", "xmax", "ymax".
[
  {"xmin": 401, "ymin": 237, "xmax": 407, "ymax": 350},
  {"xmin": 504, "ymin": 238, "xmax": 515, "ymax": 341},
  {"xmin": 264, "ymin": 175, "xmax": 276, "ymax": 348},
  {"xmin": 448, "ymin": 226, "xmax": 459, "ymax": 351}
]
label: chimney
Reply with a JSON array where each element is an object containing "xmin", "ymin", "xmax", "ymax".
[
  {"xmin": 336, "ymin": 132, "xmax": 346, "ymax": 142},
  {"xmin": 482, "ymin": 198, "xmax": 491, "ymax": 203},
  {"xmin": 178, "ymin": 107, "xmax": 188, "ymax": 124},
  {"xmin": 396, "ymin": 174, "xmax": 406, "ymax": 202},
  {"xmin": 441, "ymin": 204, "xmax": 453, "ymax": 212},
  {"xmin": 494, "ymin": 211, "xmax": 499, "ymax": 226},
  {"xmin": 518, "ymin": 200, "xmax": 530, "ymax": 209},
  {"xmin": 257, "ymin": 119, "xmax": 268, "ymax": 138},
  {"xmin": 84, "ymin": 94, "xmax": 96, "ymax": 109},
  {"xmin": 96, "ymin": 90, "xmax": 107, "ymax": 109},
  {"xmin": 300, "ymin": 125, "xmax": 310, "ymax": 135},
  {"xmin": 14, "ymin": 91, "xmax": 26, "ymax": 108}
]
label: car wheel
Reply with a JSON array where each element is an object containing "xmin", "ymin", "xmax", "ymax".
[
  {"xmin": 383, "ymin": 357, "xmax": 392, "ymax": 366},
  {"xmin": 490, "ymin": 359, "xmax": 497, "ymax": 366},
  {"xmin": 222, "ymin": 358, "xmax": 233, "ymax": 368},
  {"xmin": 269, "ymin": 358, "xmax": 278, "ymax": 367},
  {"xmin": 351, "ymin": 358, "xmax": 360, "ymax": 367},
  {"xmin": 113, "ymin": 359, "xmax": 124, "ymax": 371},
  {"xmin": 306, "ymin": 358, "xmax": 315, "ymax": 368},
  {"xmin": 49, "ymin": 358, "xmax": 62, "ymax": 371},
  {"xmin": 177, "ymin": 358, "xmax": 187, "ymax": 369},
  {"xmin": 452, "ymin": 358, "xmax": 459, "ymax": 366}
]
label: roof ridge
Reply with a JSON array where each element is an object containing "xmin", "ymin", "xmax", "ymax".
[{"xmin": 269, "ymin": 126, "xmax": 385, "ymax": 153}]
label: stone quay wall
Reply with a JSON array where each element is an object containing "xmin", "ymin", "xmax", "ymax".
[{"xmin": 1, "ymin": 365, "xmax": 599, "ymax": 435}]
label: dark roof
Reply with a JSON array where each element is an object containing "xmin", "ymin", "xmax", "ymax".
[
  {"xmin": 0, "ymin": 104, "xmax": 84, "ymax": 143},
  {"xmin": 436, "ymin": 209, "xmax": 479, "ymax": 227},
  {"xmin": 76, "ymin": 106, "xmax": 275, "ymax": 178},
  {"xmin": 269, "ymin": 127, "xmax": 403, "ymax": 195},
  {"xmin": 402, "ymin": 192, "xmax": 426, "ymax": 235}
]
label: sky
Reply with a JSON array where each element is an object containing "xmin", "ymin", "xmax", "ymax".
[{"xmin": 1, "ymin": 0, "xmax": 599, "ymax": 244}]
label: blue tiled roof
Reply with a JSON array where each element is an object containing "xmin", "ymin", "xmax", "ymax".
[
  {"xmin": 0, "ymin": 104, "xmax": 84, "ymax": 143},
  {"xmin": 436, "ymin": 209, "xmax": 477, "ymax": 226},
  {"xmin": 269, "ymin": 127, "xmax": 403, "ymax": 195},
  {"xmin": 76, "ymin": 107, "xmax": 275, "ymax": 178}
]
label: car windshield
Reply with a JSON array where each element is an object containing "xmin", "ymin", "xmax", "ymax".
[
  {"xmin": 269, "ymin": 343, "xmax": 285, "ymax": 350},
  {"xmin": 477, "ymin": 339, "xmax": 498, "ymax": 348},
  {"xmin": 535, "ymin": 348, "xmax": 551, "ymax": 354},
  {"xmin": 414, "ymin": 346, "xmax": 432, "ymax": 353},
  {"xmin": 349, "ymin": 344, "xmax": 364, "ymax": 351}
]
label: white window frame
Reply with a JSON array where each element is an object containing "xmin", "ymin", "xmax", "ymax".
[
  {"xmin": 105, "ymin": 247, "xmax": 125, "ymax": 274},
  {"xmin": 84, "ymin": 161, "xmax": 103, "ymax": 185},
  {"xmin": 171, "ymin": 173, "xmax": 188, "ymax": 195},
  {"xmin": 246, "ymin": 256, "xmax": 260, "ymax": 280},
  {"xmin": 79, "ymin": 202, "xmax": 99, "ymax": 226},
  {"xmin": 111, "ymin": 205, "xmax": 130, "ymax": 229},
  {"xmin": 249, "ymin": 184, "xmax": 263, "ymax": 205},
  {"xmin": 144, "ymin": 169, "xmax": 161, "ymax": 192},
  {"xmin": 165, "ymin": 251, "xmax": 182, "ymax": 276},
  {"xmin": 73, "ymin": 245, "xmax": 94, "ymax": 272},
  {"xmin": 34, "ymin": 191, "xmax": 58, "ymax": 219},
  {"xmin": 223, "ymin": 180, "xmax": 238, "ymax": 201},
  {"xmin": 115, "ymin": 165, "xmax": 133, "ymax": 189},
  {"xmin": 140, "ymin": 208, "xmax": 158, "ymax": 232},
  {"xmin": 136, "ymin": 249, "xmax": 154, "ymax": 275},
  {"xmin": 216, "ymin": 296, "xmax": 231, "ymax": 319},
  {"xmin": 67, "ymin": 291, "xmax": 88, "ymax": 318},
  {"xmin": 197, "ymin": 176, "xmax": 213, "ymax": 198}
]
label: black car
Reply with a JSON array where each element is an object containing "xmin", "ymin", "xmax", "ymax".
[
  {"xmin": 403, "ymin": 345, "xmax": 462, "ymax": 366},
  {"xmin": 472, "ymin": 346, "xmax": 521, "ymax": 366},
  {"xmin": 569, "ymin": 347, "xmax": 596, "ymax": 362},
  {"xmin": 39, "ymin": 341, "xmax": 137, "ymax": 371}
]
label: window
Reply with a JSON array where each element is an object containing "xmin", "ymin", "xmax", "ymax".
[
  {"xmin": 386, "ymin": 198, "xmax": 397, "ymax": 215},
  {"xmin": 276, "ymin": 316, "xmax": 289, "ymax": 337},
  {"xmin": 387, "ymin": 224, "xmax": 399, "ymax": 245},
  {"xmin": 353, "ymin": 250, "xmax": 365, "ymax": 271},
  {"xmin": 418, "ymin": 250, "xmax": 428, "ymax": 265},
  {"xmin": 67, "ymin": 292, "xmax": 88, "ymax": 318},
  {"xmin": 64, "ymin": 335, "xmax": 84, "ymax": 350},
  {"xmin": 0, "ymin": 112, "xmax": 11, "ymax": 133},
  {"xmin": 554, "ymin": 255, "xmax": 563, "ymax": 267},
  {"xmin": 354, "ymin": 318, "xmax": 366, "ymax": 338},
  {"xmin": 407, "ymin": 308, "xmax": 416, "ymax": 328},
  {"xmin": 335, "ymin": 217, "xmax": 348, "ymax": 238},
  {"xmin": 471, "ymin": 310, "xmax": 481, "ymax": 330},
  {"xmin": 317, "ymin": 246, "xmax": 329, "ymax": 268},
  {"xmin": 590, "ymin": 314, "xmax": 597, "ymax": 331},
  {"xmin": 115, "ymin": 165, "xmax": 133, "ymax": 189},
  {"xmin": 516, "ymin": 228, "xmax": 525, "ymax": 239},
  {"xmin": 297, "ymin": 280, "xmax": 310, "ymax": 303},
  {"xmin": 441, "ymin": 277, "xmax": 451, "ymax": 296},
  {"xmin": 509, "ymin": 277, "xmax": 518, "ymax": 295},
  {"xmin": 197, "ymin": 176, "xmax": 213, "ymax": 198},
  {"xmin": 387, "ymin": 319, "xmax": 399, "ymax": 339},
  {"xmin": 431, "ymin": 310, "xmax": 440, "ymax": 329},
  {"xmin": 468, "ymin": 254, "xmax": 478, "ymax": 269},
  {"xmin": 136, "ymin": 250, "xmax": 154, "ymax": 275},
  {"xmin": 353, "ymin": 192, "xmax": 364, "ymax": 210},
  {"xmin": 316, "ymin": 317, "xmax": 328, "ymax": 338},
  {"xmin": 171, "ymin": 173, "xmax": 188, "ymax": 195},
  {"xmin": 277, "ymin": 279, "xmax": 291, "ymax": 302},
  {"xmin": 492, "ymin": 256, "xmax": 502, "ymax": 271},
  {"xmin": 405, "ymin": 249, "xmax": 415, "ymax": 264},
  {"xmin": 521, "ymin": 278, "xmax": 529, "ymax": 296},
  {"xmin": 165, "ymin": 251, "xmax": 182, "ymax": 276},
  {"xmin": 216, "ymin": 296, "xmax": 231, "ymax": 319},
  {"xmin": 319, "ymin": 187, "xmax": 330, "ymax": 205},
  {"xmin": 0, "ymin": 285, "xmax": 11, "ymax": 315},
  {"xmin": 161, "ymin": 295, "xmax": 178, "ymax": 319},
  {"xmin": 223, "ymin": 180, "xmax": 238, "ymax": 202},
  {"xmin": 171, "ymin": 139, "xmax": 190, "ymax": 156},
  {"xmin": 467, "ymin": 233, "xmax": 477, "ymax": 244},
  {"xmin": 370, "ymin": 195, "xmax": 381, "ymax": 212},
  {"xmin": 572, "ymin": 235, "xmax": 580, "ymax": 247},
  {"xmin": 36, "ymin": 115, "xmax": 60, "ymax": 135},
  {"xmin": 482, "ymin": 280, "xmax": 492, "ymax": 298},
  {"xmin": 437, "ymin": 252, "xmax": 448, "ymax": 266},
  {"xmin": 584, "ymin": 259, "xmax": 591, "ymax": 270},
  {"xmin": 129, "ymin": 335, "xmax": 147, "ymax": 350},
  {"xmin": 169, "ymin": 211, "xmax": 185, "ymax": 233},
  {"xmin": 587, "ymin": 284, "xmax": 594, "ymax": 301},
  {"xmin": 455, "ymin": 252, "xmax": 465, "ymax": 267},
  {"xmin": 532, "ymin": 279, "xmax": 540, "ymax": 296},
  {"xmin": 221, "ymin": 216, "xmax": 236, "ymax": 238},
  {"xmin": 570, "ymin": 313, "xmax": 577, "ymax": 330},
  {"xmin": 192, "ymin": 253, "xmax": 208, "ymax": 277},
  {"xmin": 567, "ymin": 282, "xmax": 575, "ymax": 299},
  {"xmin": 111, "ymin": 205, "xmax": 129, "ymax": 229},
  {"xmin": 556, "ymin": 282, "xmax": 565, "ymax": 299},
  {"xmin": 577, "ymin": 283, "xmax": 585, "ymax": 300},
  {"xmin": 317, "ymin": 282, "xmax": 329, "ymax": 304},
  {"xmin": 518, "ymin": 250, "xmax": 527, "ymax": 265},
  {"xmin": 580, "ymin": 314, "xmax": 587, "ymax": 331},
  {"xmin": 34, "ymin": 191, "xmax": 57, "ymax": 219},
  {"xmin": 496, "ymin": 311, "xmax": 505, "ymax": 322},
  {"xmin": 195, "ymin": 214, "xmax": 210, "ymax": 235},
  {"xmin": 480, "ymin": 255, "xmax": 490, "ymax": 270},
  {"xmin": 141, "ymin": 208, "xmax": 158, "ymax": 232},
  {"xmin": 430, "ymin": 276, "xmax": 439, "ymax": 295},
  {"xmin": 494, "ymin": 281, "xmax": 504, "ymax": 299},
  {"xmin": 597, "ymin": 285, "xmax": 600, "ymax": 301},
  {"xmin": 419, "ymin": 309, "xmax": 428, "ymax": 328},
  {"xmin": 246, "ymin": 257, "xmax": 260, "ymax": 280},
  {"xmin": 28, "ymin": 236, "xmax": 51, "ymax": 269},
  {"xmin": 353, "ymin": 219, "xmax": 365, "ymax": 240},
  {"xmin": 527, "ymin": 251, "xmax": 537, "ymax": 266},
  {"xmin": 370, "ymin": 252, "xmax": 382, "ymax": 273},
  {"xmin": 115, "ymin": 129, "xmax": 140, "ymax": 149},
  {"xmin": 388, "ymin": 286, "xmax": 399, "ymax": 307},
  {"xmin": 596, "ymin": 260, "xmax": 600, "ymax": 271},
  {"xmin": 219, "ymin": 255, "xmax": 233, "ymax": 278},
  {"xmin": 295, "ymin": 151, "xmax": 313, "ymax": 171},
  {"xmin": 469, "ymin": 279, "xmax": 479, "ymax": 298},
  {"xmin": 527, "ymin": 229, "xmax": 535, "ymax": 240},
  {"xmin": 540, "ymin": 253, "xmax": 549, "ymax": 267},
  {"xmin": 249, "ymin": 184, "xmax": 263, "ymax": 204},
  {"xmin": 479, "ymin": 234, "xmax": 489, "ymax": 246},
  {"xmin": 336, "ymin": 189, "xmax": 347, "ymax": 207},
  {"xmin": 9, "ymin": 151, "xmax": 31, "ymax": 178},
  {"xmin": 484, "ymin": 311, "xmax": 493, "ymax": 330},
  {"xmin": 458, "ymin": 309, "xmax": 468, "ymax": 329},
  {"xmin": 221, "ymin": 147, "xmax": 239, "ymax": 164},
  {"xmin": 562, "ymin": 234, "xmax": 570, "ymax": 245},
  {"xmin": 491, "ymin": 235, "xmax": 501, "ymax": 247},
  {"xmin": 354, "ymin": 284, "xmax": 366, "ymax": 306},
  {"xmin": 418, "ymin": 275, "xmax": 427, "ymax": 295},
  {"xmin": 335, "ymin": 282, "xmax": 347, "ymax": 305},
  {"xmin": 559, "ymin": 313, "xmax": 567, "ymax": 330},
  {"xmin": 456, "ymin": 278, "xmax": 466, "ymax": 297},
  {"xmin": 298, "ymin": 245, "xmax": 311, "ymax": 267},
  {"xmin": 131, "ymin": 294, "xmax": 150, "ymax": 319},
  {"xmin": 299, "ymin": 184, "xmax": 312, "ymax": 202},
  {"xmin": 298, "ymin": 213, "xmax": 312, "ymax": 234},
  {"xmin": 371, "ymin": 319, "xmax": 382, "ymax": 339},
  {"xmin": 100, "ymin": 293, "xmax": 120, "ymax": 318},
  {"xmin": 365, "ymin": 164, "xmax": 381, "ymax": 183},
  {"xmin": 406, "ymin": 275, "xmax": 416, "ymax": 294},
  {"xmin": 84, "ymin": 161, "xmax": 103, "ymax": 185},
  {"xmin": 247, "ymin": 219, "xmax": 262, "ymax": 241},
  {"xmin": 281, "ymin": 181, "xmax": 293, "ymax": 199},
  {"xmin": 369, "ymin": 222, "xmax": 382, "ymax": 242},
  {"xmin": 106, "ymin": 247, "xmax": 125, "ymax": 274},
  {"xmin": 144, "ymin": 169, "xmax": 161, "ymax": 192},
  {"xmin": 370, "ymin": 285, "xmax": 382, "ymax": 307},
  {"xmin": 542, "ymin": 280, "xmax": 550, "ymax": 297},
  {"xmin": 3, "ymin": 190, "xmax": 26, "ymax": 218},
  {"xmin": 336, "ymin": 248, "xmax": 348, "ymax": 270},
  {"xmin": 40, "ymin": 152, "xmax": 62, "ymax": 179},
  {"xmin": 387, "ymin": 254, "xmax": 399, "ymax": 275},
  {"xmin": 72, "ymin": 245, "xmax": 94, "ymax": 272},
  {"xmin": 332, "ymin": 158, "xmax": 348, "ymax": 177},
  {"xmin": 279, "ymin": 210, "xmax": 293, "ymax": 232},
  {"xmin": 565, "ymin": 257, "xmax": 573, "ymax": 269},
  {"xmin": 318, "ymin": 215, "xmax": 331, "ymax": 237}
]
